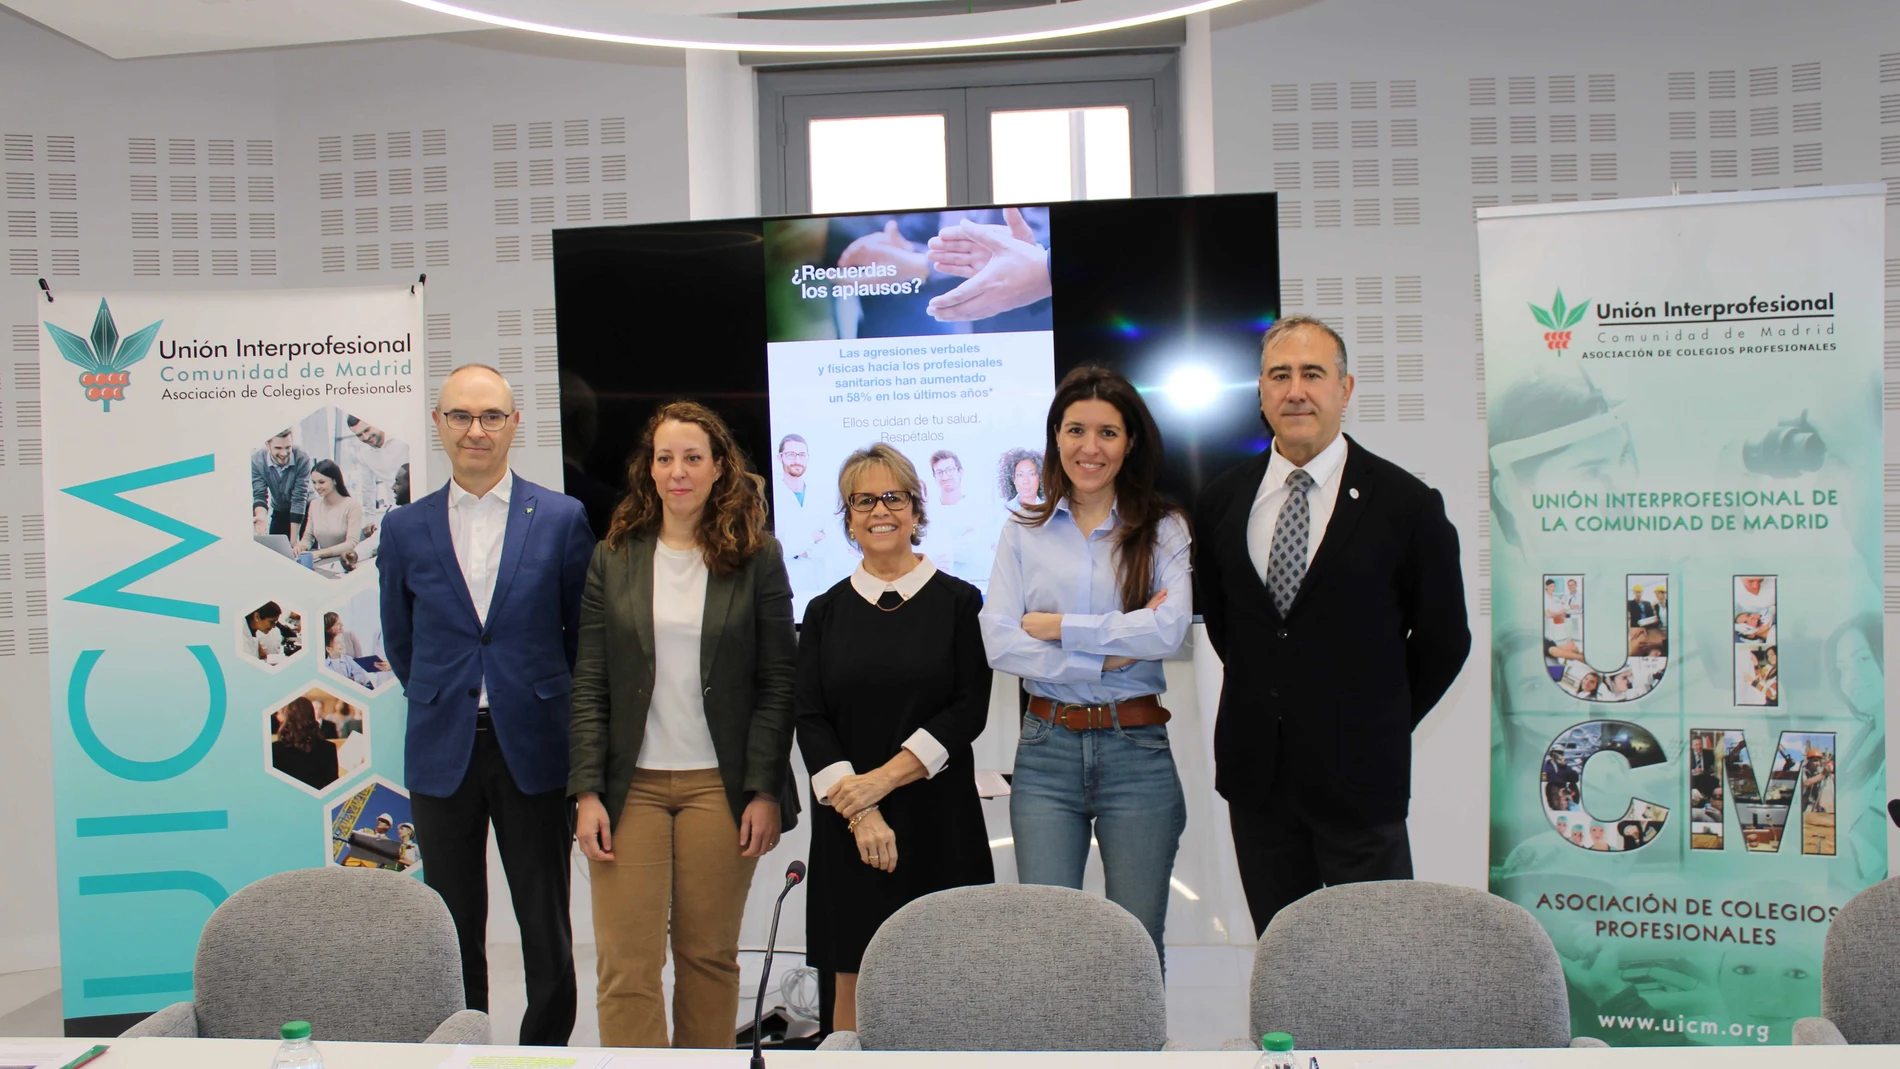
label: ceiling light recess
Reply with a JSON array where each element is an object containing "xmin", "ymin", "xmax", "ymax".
[{"xmin": 390, "ymin": 0, "xmax": 1249, "ymax": 52}]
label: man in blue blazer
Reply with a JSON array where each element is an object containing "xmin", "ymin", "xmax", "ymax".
[{"xmin": 380, "ymin": 364, "xmax": 594, "ymax": 1045}]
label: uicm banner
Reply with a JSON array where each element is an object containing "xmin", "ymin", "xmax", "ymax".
[
  {"xmin": 40, "ymin": 285, "xmax": 426, "ymax": 1032},
  {"xmin": 1481, "ymin": 186, "xmax": 1889, "ymax": 1047}
]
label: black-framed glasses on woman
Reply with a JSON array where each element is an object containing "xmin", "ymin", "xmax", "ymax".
[
  {"xmin": 440, "ymin": 410, "xmax": 512, "ymax": 432},
  {"xmin": 846, "ymin": 490, "xmax": 916, "ymax": 512}
]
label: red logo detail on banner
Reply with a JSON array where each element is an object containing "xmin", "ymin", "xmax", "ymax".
[
  {"xmin": 80, "ymin": 370, "xmax": 131, "ymax": 402},
  {"xmin": 1529, "ymin": 289, "xmax": 1588, "ymax": 355}
]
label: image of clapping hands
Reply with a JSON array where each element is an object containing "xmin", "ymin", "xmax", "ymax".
[
  {"xmin": 832, "ymin": 205, "xmax": 1053, "ymax": 324},
  {"xmin": 921, "ymin": 205, "xmax": 1052, "ymax": 322}
]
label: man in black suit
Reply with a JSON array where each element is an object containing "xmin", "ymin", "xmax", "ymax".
[
  {"xmin": 1542, "ymin": 747, "xmax": 1577, "ymax": 810},
  {"xmin": 1689, "ymin": 733, "xmax": 1719, "ymax": 801},
  {"xmin": 1194, "ymin": 315, "xmax": 1471, "ymax": 936},
  {"xmin": 1627, "ymin": 585, "xmax": 1661, "ymax": 629}
]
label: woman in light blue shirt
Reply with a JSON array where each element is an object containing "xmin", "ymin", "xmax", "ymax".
[{"xmin": 980, "ymin": 365, "xmax": 1192, "ymax": 961}]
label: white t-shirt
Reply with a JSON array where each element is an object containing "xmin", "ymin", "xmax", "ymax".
[
  {"xmin": 924, "ymin": 493, "xmax": 994, "ymax": 583},
  {"xmin": 640, "ymin": 541, "xmax": 720, "ymax": 770}
]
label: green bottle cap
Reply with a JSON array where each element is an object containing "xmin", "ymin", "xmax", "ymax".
[
  {"xmin": 1262, "ymin": 1032, "xmax": 1294, "ymax": 1052},
  {"xmin": 281, "ymin": 1021, "xmax": 312, "ymax": 1040}
]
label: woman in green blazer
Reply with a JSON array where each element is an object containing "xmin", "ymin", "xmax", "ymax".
[{"xmin": 569, "ymin": 400, "xmax": 798, "ymax": 1048}]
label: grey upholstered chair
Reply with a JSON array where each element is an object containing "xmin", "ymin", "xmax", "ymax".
[
  {"xmin": 1794, "ymin": 875, "xmax": 1900, "ymax": 1045},
  {"xmin": 817, "ymin": 884, "xmax": 1172, "ymax": 1051},
  {"xmin": 120, "ymin": 867, "xmax": 488, "ymax": 1044},
  {"xmin": 1246, "ymin": 881, "xmax": 1605, "ymax": 1050}
]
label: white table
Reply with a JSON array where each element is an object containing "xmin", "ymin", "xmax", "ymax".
[{"xmin": 11, "ymin": 1039, "xmax": 1900, "ymax": 1068}]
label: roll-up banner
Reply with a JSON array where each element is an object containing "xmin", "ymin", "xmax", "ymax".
[
  {"xmin": 1482, "ymin": 186, "xmax": 1889, "ymax": 1046},
  {"xmin": 39, "ymin": 285, "xmax": 426, "ymax": 1033}
]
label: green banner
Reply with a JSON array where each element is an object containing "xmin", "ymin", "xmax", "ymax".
[{"xmin": 1480, "ymin": 187, "xmax": 1888, "ymax": 1046}]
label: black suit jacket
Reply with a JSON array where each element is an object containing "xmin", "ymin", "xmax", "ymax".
[{"xmin": 1193, "ymin": 435, "xmax": 1471, "ymax": 824}]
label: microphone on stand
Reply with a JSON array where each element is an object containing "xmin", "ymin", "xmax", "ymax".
[
  {"xmin": 751, "ymin": 859, "xmax": 806, "ymax": 1069},
  {"xmin": 1887, "ymin": 799, "xmax": 1899, "ymax": 829}
]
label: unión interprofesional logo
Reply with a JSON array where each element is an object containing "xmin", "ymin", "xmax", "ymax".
[
  {"xmin": 44, "ymin": 299, "xmax": 163, "ymax": 412},
  {"xmin": 1529, "ymin": 288, "xmax": 1588, "ymax": 352}
]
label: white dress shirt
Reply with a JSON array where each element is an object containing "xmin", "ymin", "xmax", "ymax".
[
  {"xmin": 809, "ymin": 555, "xmax": 951, "ymax": 806},
  {"xmin": 448, "ymin": 470, "xmax": 513, "ymax": 708},
  {"xmin": 1247, "ymin": 432, "xmax": 1349, "ymax": 584},
  {"xmin": 641, "ymin": 540, "xmax": 721, "ymax": 770}
]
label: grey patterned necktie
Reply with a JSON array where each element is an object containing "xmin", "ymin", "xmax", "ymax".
[{"xmin": 1266, "ymin": 469, "xmax": 1315, "ymax": 616}]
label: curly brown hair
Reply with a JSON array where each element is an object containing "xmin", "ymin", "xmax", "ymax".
[
  {"xmin": 604, "ymin": 400, "xmax": 771, "ymax": 575},
  {"xmin": 997, "ymin": 447, "xmax": 1042, "ymax": 501},
  {"xmin": 277, "ymin": 696, "xmax": 322, "ymax": 752}
]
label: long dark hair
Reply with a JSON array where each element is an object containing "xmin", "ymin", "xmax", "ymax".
[
  {"xmin": 604, "ymin": 400, "xmax": 771, "ymax": 576},
  {"xmin": 1016, "ymin": 365, "xmax": 1182, "ymax": 612},
  {"xmin": 277, "ymin": 696, "xmax": 322, "ymax": 751},
  {"xmin": 312, "ymin": 458, "xmax": 350, "ymax": 497}
]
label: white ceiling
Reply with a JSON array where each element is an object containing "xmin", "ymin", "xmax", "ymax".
[
  {"xmin": 2, "ymin": 0, "xmax": 948, "ymax": 60},
  {"xmin": 5, "ymin": 0, "xmax": 463, "ymax": 59}
]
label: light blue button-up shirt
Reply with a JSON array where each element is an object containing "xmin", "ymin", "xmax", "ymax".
[{"xmin": 979, "ymin": 499, "xmax": 1192, "ymax": 705}]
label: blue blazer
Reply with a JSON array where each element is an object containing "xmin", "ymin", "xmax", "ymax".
[{"xmin": 379, "ymin": 474, "xmax": 595, "ymax": 797}]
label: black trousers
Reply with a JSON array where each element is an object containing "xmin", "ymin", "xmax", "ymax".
[
  {"xmin": 1228, "ymin": 757, "xmax": 1414, "ymax": 938},
  {"xmin": 267, "ymin": 510, "xmax": 304, "ymax": 538},
  {"xmin": 411, "ymin": 723, "xmax": 577, "ymax": 1046}
]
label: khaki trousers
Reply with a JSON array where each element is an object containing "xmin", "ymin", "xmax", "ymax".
[{"xmin": 591, "ymin": 767, "xmax": 760, "ymax": 1048}]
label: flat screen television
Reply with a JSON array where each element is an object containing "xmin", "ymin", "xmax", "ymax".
[{"xmin": 553, "ymin": 191, "xmax": 1279, "ymax": 617}]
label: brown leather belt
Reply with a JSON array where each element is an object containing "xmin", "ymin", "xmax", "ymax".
[{"xmin": 1027, "ymin": 694, "xmax": 1170, "ymax": 731}]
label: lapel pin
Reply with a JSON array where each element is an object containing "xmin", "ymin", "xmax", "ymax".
[
  {"xmin": 525, "ymin": 506, "xmax": 534, "ymax": 514},
  {"xmin": 1349, "ymin": 487, "xmax": 1360, "ymax": 499}
]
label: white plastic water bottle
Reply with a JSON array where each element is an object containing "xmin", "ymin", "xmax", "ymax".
[
  {"xmin": 271, "ymin": 1020, "xmax": 323, "ymax": 1069},
  {"xmin": 1253, "ymin": 1031, "xmax": 1296, "ymax": 1069}
]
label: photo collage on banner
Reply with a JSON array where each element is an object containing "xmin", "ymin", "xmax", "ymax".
[
  {"xmin": 1539, "ymin": 720, "xmax": 1670, "ymax": 852},
  {"xmin": 1685, "ymin": 728, "xmax": 1837, "ymax": 856},
  {"xmin": 40, "ymin": 287, "xmax": 426, "ymax": 1031},
  {"xmin": 327, "ymin": 775, "xmax": 420, "ymax": 873},
  {"xmin": 1482, "ymin": 187, "xmax": 1887, "ymax": 1047},
  {"xmin": 1732, "ymin": 575, "xmax": 1778, "ymax": 707},
  {"xmin": 761, "ymin": 207, "xmax": 1057, "ymax": 619},
  {"xmin": 1541, "ymin": 572, "xmax": 1670, "ymax": 702}
]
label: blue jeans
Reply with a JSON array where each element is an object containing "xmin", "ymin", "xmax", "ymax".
[{"xmin": 1010, "ymin": 711, "xmax": 1187, "ymax": 963}]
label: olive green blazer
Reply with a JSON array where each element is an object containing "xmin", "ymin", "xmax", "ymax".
[{"xmin": 567, "ymin": 532, "xmax": 800, "ymax": 833}]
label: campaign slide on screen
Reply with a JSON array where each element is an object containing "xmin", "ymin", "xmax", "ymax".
[{"xmin": 763, "ymin": 207, "xmax": 1056, "ymax": 617}]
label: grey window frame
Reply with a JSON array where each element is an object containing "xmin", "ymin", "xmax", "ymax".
[{"xmin": 758, "ymin": 51, "xmax": 1181, "ymax": 215}]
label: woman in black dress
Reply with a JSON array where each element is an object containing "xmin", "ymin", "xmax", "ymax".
[{"xmin": 795, "ymin": 442, "xmax": 994, "ymax": 1031}]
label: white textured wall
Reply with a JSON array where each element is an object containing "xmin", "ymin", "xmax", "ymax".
[
  {"xmin": 686, "ymin": 49, "xmax": 760, "ymax": 220},
  {"xmin": 0, "ymin": 9, "xmax": 688, "ymax": 972}
]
